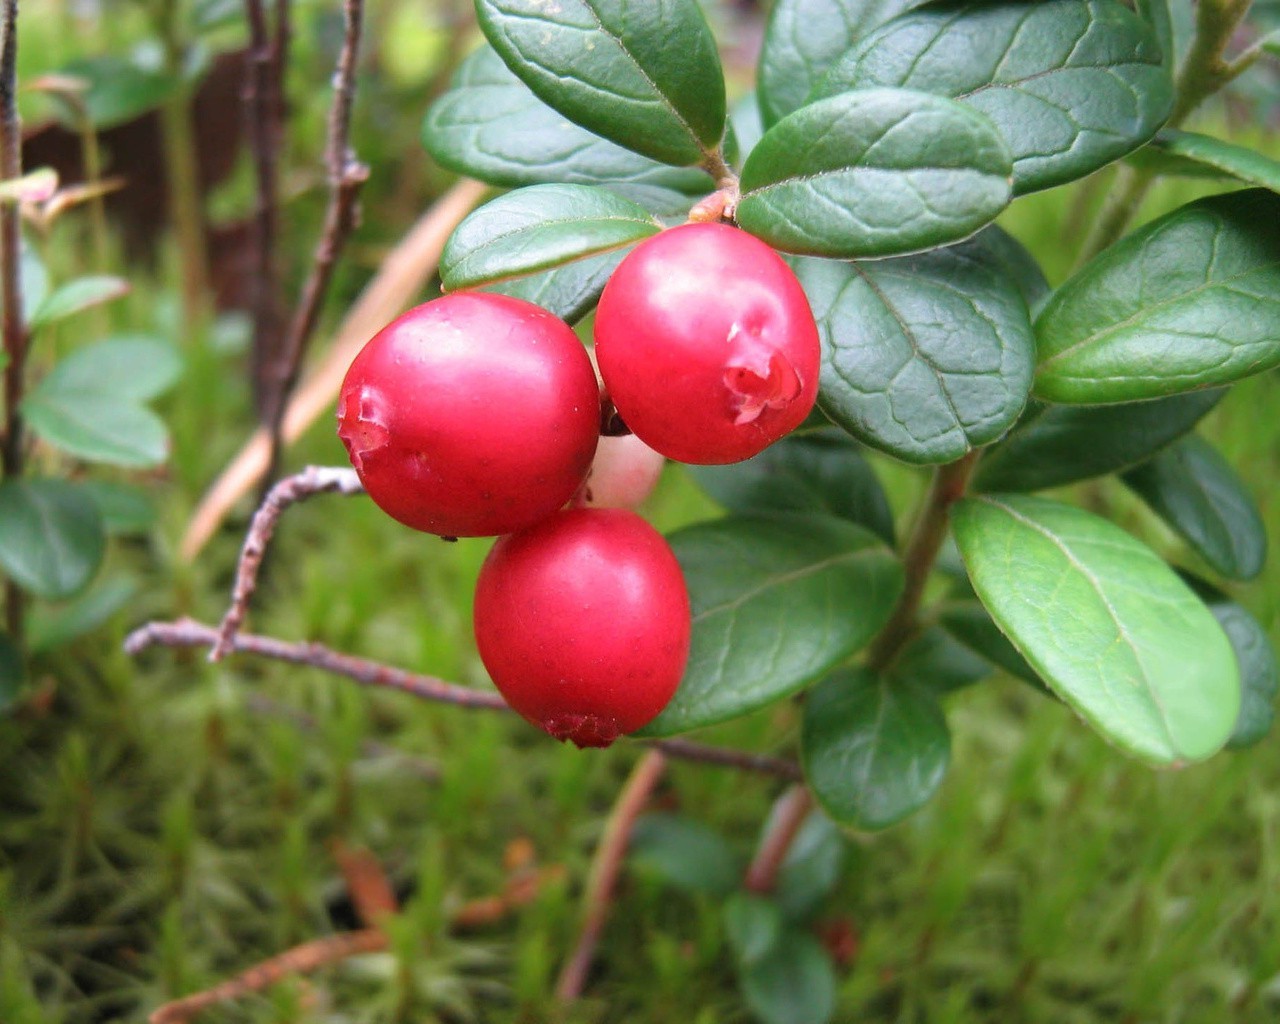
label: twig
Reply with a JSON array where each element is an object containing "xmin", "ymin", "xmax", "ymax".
[
  {"xmin": 744, "ymin": 785, "xmax": 813, "ymax": 894},
  {"xmin": 555, "ymin": 749, "xmax": 668, "ymax": 1001},
  {"xmin": 1, "ymin": 0, "xmax": 25, "ymax": 642},
  {"xmin": 262, "ymin": 0, "xmax": 369, "ymax": 488},
  {"xmin": 210, "ymin": 466, "xmax": 364, "ymax": 660},
  {"xmin": 125, "ymin": 618, "xmax": 802, "ymax": 779},
  {"xmin": 149, "ymin": 928, "xmax": 387, "ymax": 1024},
  {"xmin": 179, "ymin": 178, "xmax": 488, "ymax": 562}
]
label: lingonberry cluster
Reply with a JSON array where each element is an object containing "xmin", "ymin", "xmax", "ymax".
[{"xmin": 337, "ymin": 221, "xmax": 821, "ymax": 747}]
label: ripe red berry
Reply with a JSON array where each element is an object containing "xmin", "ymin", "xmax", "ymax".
[
  {"xmin": 594, "ymin": 223, "xmax": 821, "ymax": 465},
  {"xmin": 473, "ymin": 508, "xmax": 691, "ymax": 748},
  {"xmin": 337, "ymin": 293, "xmax": 600, "ymax": 537}
]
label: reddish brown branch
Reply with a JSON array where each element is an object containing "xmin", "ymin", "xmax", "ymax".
[
  {"xmin": 210, "ymin": 465, "xmax": 364, "ymax": 659},
  {"xmin": 555, "ymin": 749, "xmax": 668, "ymax": 1001},
  {"xmin": 263, "ymin": 0, "xmax": 369, "ymax": 484},
  {"xmin": 744, "ymin": 785, "xmax": 813, "ymax": 894}
]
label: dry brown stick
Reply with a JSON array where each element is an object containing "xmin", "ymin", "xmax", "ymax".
[
  {"xmin": 262, "ymin": 0, "xmax": 369, "ymax": 487},
  {"xmin": 179, "ymin": 178, "xmax": 488, "ymax": 562},
  {"xmin": 210, "ymin": 466, "xmax": 364, "ymax": 660},
  {"xmin": 125, "ymin": 617, "xmax": 803, "ymax": 779},
  {"xmin": 149, "ymin": 928, "xmax": 387, "ymax": 1024},
  {"xmin": 744, "ymin": 784, "xmax": 814, "ymax": 894},
  {"xmin": 555, "ymin": 749, "xmax": 668, "ymax": 1001}
]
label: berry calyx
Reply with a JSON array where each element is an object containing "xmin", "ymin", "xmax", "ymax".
[
  {"xmin": 337, "ymin": 293, "xmax": 600, "ymax": 537},
  {"xmin": 594, "ymin": 222, "xmax": 821, "ymax": 465},
  {"xmin": 473, "ymin": 508, "xmax": 691, "ymax": 748}
]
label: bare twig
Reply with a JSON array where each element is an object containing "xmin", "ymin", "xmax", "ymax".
[
  {"xmin": 180, "ymin": 178, "xmax": 488, "ymax": 561},
  {"xmin": 262, "ymin": 0, "xmax": 370, "ymax": 487},
  {"xmin": 555, "ymin": 750, "xmax": 668, "ymax": 1001},
  {"xmin": 744, "ymin": 785, "xmax": 813, "ymax": 894},
  {"xmin": 125, "ymin": 618, "xmax": 802, "ymax": 778},
  {"xmin": 210, "ymin": 465, "xmax": 364, "ymax": 660}
]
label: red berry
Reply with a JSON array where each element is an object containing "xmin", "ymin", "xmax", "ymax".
[
  {"xmin": 573, "ymin": 433, "xmax": 666, "ymax": 510},
  {"xmin": 594, "ymin": 223, "xmax": 820, "ymax": 465},
  {"xmin": 337, "ymin": 293, "xmax": 600, "ymax": 537},
  {"xmin": 473, "ymin": 508, "xmax": 690, "ymax": 748}
]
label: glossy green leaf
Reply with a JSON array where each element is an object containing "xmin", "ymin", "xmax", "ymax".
[
  {"xmin": 630, "ymin": 814, "xmax": 739, "ymax": 898},
  {"xmin": 1135, "ymin": 0, "xmax": 1175, "ymax": 66},
  {"xmin": 0, "ymin": 480, "xmax": 105, "ymax": 600},
  {"xmin": 641, "ymin": 514, "xmax": 903, "ymax": 736},
  {"xmin": 37, "ymin": 335, "xmax": 182, "ymax": 401},
  {"xmin": 936, "ymin": 601, "xmax": 1041, "ymax": 686},
  {"xmin": 1035, "ymin": 189, "xmax": 1280, "ymax": 403},
  {"xmin": 483, "ymin": 247, "xmax": 627, "ymax": 324},
  {"xmin": 775, "ymin": 810, "xmax": 847, "ymax": 921},
  {"xmin": 802, "ymin": 668, "xmax": 951, "ymax": 830},
  {"xmin": 28, "ymin": 575, "xmax": 139, "ymax": 653},
  {"xmin": 422, "ymin": 46, "xmax": 709, "ymax": 190},
  {"xmin": 756, "ymin": 0, "xmax": 924, "ymax": 126},
  {"xmin": 978, "ymin": 226, "xmax": 1051, "ymax": 313},
  {"xmin": 953, "ymin": 494, "xmax": 1240, "ymax": 764},
  {"xmin": 738, "ymin": 89, "xmax": 1012, "ymax": 259},
  {"xmin": 23, "ymin": 391, "xmax": 168, "ymax": 468},
  {"xmin": 690, "ymin": 430, "xmax": 895, "ymax": 545},
  {"xmin": 1122, "ymin": 435, "xmax": 1266, "ymax": 580},
  {"xmin": 891, "ymin": 625, "xmax": 993, "ymax": 694},
  {"xmin": 441, "ymin": 185, "xmax": 659, "ymax": 291},
  {"xmin": 973, "ymin": 390, "xmax": 1224, "ymax": 492},
  {"xmin": 475, "ymin": 0, "xmax": 726, "ymax": 167},
  {"xmin": 724, "ymin": 893, "xmax": 784, "ymax": 967},
  {"xmin": 1130, "ymin": 130, "xmax": 1280, "ymax": 193},
  {"xmin": 795, "ymin": 233, "xmax": 1035, "ymax": 464},
  {"xmin": 0, "ymin": 632, "xmax": 22, "ymax": 711},
  {"xmin": 81, "ymin": 481, "xmax": 156, "ymax": 536},
  {"xmin": 30, "ymin": 276, "xmax": 130, "ymax": 330},
  {"xmin": 738, "ymin": 928, "xmax": 836, "ymax": 1024},
  {"xmin": 817, "ymin": 0, "xmax": 1173, "ymax": 194},
  {"xmin": 60, "ymin": 56, "xmax": 179, "ymax": 128},
  {"xmin": 730, "ymin": 92, "xmax": 765, "ymax": 167}
]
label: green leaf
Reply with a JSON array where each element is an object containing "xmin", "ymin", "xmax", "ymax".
[
  {"xmin": 973, "ymin": 390, "xmax": 1224, "ymax": 492},
  {"xmin": 475, "ymin": 0, "xmax": 727, "ymax": 167},
  {"xmin": 936, "ymin": 600, "xmax": 1042, "ymax": 687},
  {"xmin": 81, "ymin": 481, "xmax": 156, "ymax": 536},
  {"xmin": 641, "ymin": 514, "xmax": 903, "ymax": 736},
  {"xmin": 977, "ymin": 226, "xmax": 1051, "ymax": 314},
  {"xmin": 816, "ymin": 0, "xmax": 1173, "ymax": 195},
  {"xmin": 724, "ymin": 893, "xmax": 784, "ymax": 967},
  {"xmin": 440, "ymin": 185, "xmax": 660, "ymax": 291},
  {"xmin": 60, "ymin": 56, "xmax": 179, "ymax": 129},
  {"xmin": 422, "ymin": 46, "xmax": 709, "ymax": 191},
  {"xmin": 891, "ymin": 625, "xmax": 994, "ymax": 694},
  {"xmin": 0, "ymin": 479, "xmax": 105, "ymax": 600},
  {"xmin": 795, "ymin": 233, "xmax": 1035, "ymax": 464},
  {"xmin": 730, "ymin": 92, "xmax": 765, "ymax": 167},
  {"xmin": 738, "ymin": 930, "xmax": 836, "ymax": 1024},
  {"xmin": 0, "ymin": 632, "xmax": 22, "ymax": 712},
  {"xmin": 739, "ymin": 88, "xmax": 1012, "ymax": 259},
  {"xmin": 802, "ymin": 667, "xmax": 951, "ymax": 830},
  {"xmin": 1121, "ymin": 435, "xmax": 1266, "ymax": 581},
  {"xmin": 756, "ymin": 0, "xmax": 925, "ymax": 127},
  {"xmin": 30, "ymin": 276, "xmax": 130, "ymax": 330},
  {"xmin": 483, "ymin": 247, "xmax": 627, "ymax": 324},
  {"xmin": 1135, "ymin": 0, "xmax": 1175, "ymax": 67},
  {"xmin": 1130, "ymin": 130, "xmax": 1280, "ymax": 194},
  {"xmin": 36, "ymin": 335, "xmax": 182, "ymax": 401},
  {"xmin": 952, "ymin": 494, "xmax": 1240, "ymax": 764},
  {"xmin": 689, "ymin": 430, "xmax": 895, "ymax": 545},
  {"xmin": 629, "ymin": 814, "xmax": 739, "ymax": 898},
  {"xmin": 28, "ymin": 574, "xmax": 140, "ymax": 653},
  {"xmin": 1035, "ymin": 189, "xmax": 1280, "ymax": 403},
  {"xmin": 23, "ymin": 391, "xmax": 168, "ymax": 468},
  {"xmin": 775, "ymin": 810, "xmax": 847, "ymax": 921}
]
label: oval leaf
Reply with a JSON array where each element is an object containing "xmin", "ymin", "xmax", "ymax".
[
  {"xmin": 936, "ymin": 600, "xmax": 1041, "ymax": 686},
  {"xmin": 891, "ymin": 625, "xmax": 994, "ymax": 694},
  {"xmin": 422, "ymin": 45, "xmax": 708, "ymax": 191},
  {"xmin": 82, "ymin": 481, "xmax": 156, "ymax": 536},
  {"xmin": 640, "ymin": 514, "xmax": 904, "ymax": 736},
  {"xmin": 738, "ymin": 88, "xmax": 1012, "ymax": 259},
  {"xmin": 1035, "ymin": 189, "xmax": 1280, "ymax": 403},
  {"xmin": 629, "ymin": 814, "xmax": 739, "ymax": 897},
  {"xmin": 37, "ymin": 335, "xmax": 182, "ymax": 401},
  {"xmin": 441, "ymin": 184, "xmax": 660, "ymax": 291},
  {"xmin": 23, "ymin": 392, "xmax": 168, "ymax": 468},
  {"xmin": 737, "ymin": 928, "xmax": 836, "ymax": 1024},
  {"xmin": 775, "ymin": 810, "xmax": 847, "ymax": 921},
  {"xmin": 483, "ymin": 247, "xmax": 628, "ymax": 324},
  {"xmin": 1121, "ymin": 435, "xmax": 1266, "ymax": 580},
  {"xmin": 795, "ymin": 233, "xmax": 1035, "ymax": 463},
  {"xmin": 59, "ymin": 57, "xmax": 179, "ymax": 129},
  {"xmin": 756, "ymin": 0, "xmax": 925, "ymax": 127},
  {"xmin": 952, "ymin": 494, "xmax": 1240, "ymax": 764},
  {"xmin": 802, "ymin": 668, "xmax": 951, "ymax": 830},
  {"xmin": 30, "ymin": 276, "xmax": 130, "ymax": 330},
  {"xmin": 475, "ymin": 0, "xmax": 727, "ymax": 167},
  {"xmin": 724, "ymin": 893, "xmax": 784, "ymax": 967},
  {"xmin": 690, "ymin": 430, "xmax": 895, "ymax": 545},
  {"xmin": 1131, "ymin": 130, "xmax": 1280, "ymax": 194},
  {"xmin": 816, "ymin": 0, "xmax": 1173, "ymax": 194},
  {"xmin": 29, "ymin": 574, "xmax": 140, "ymax": 654},
  {"xmin": 973, "ymin": 390, "xmax": 1224, "ymax": 492},
  {"xmin": 0, "ymin": 479, "xmax": 105, "ymax": 600}
]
